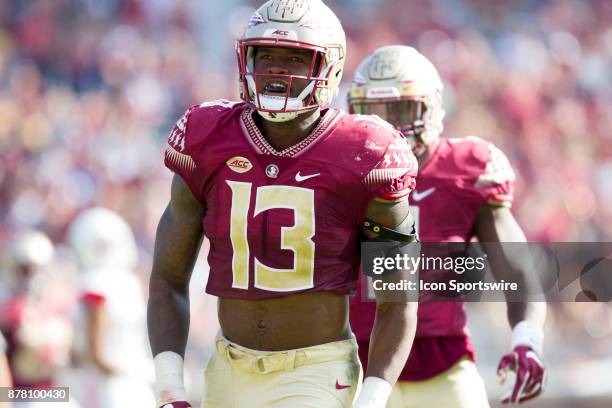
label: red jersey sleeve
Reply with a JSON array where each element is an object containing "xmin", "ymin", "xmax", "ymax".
[
  {"xmin": 363, "ymin": 135, "xmax": 418, "ymax": 201},
  {"xmin": 164, "ymin": 105, "xmax": 204, "ymax": 203},
  {"xmin": 81, "ymin": 292, "xmax": 106, "ymax": 307}
]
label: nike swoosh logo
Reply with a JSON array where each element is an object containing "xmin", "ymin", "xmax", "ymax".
[
  {"xmin": 295, "ymin": 172, "xmax": 320, "ymax": 182},
  {"xmin": 335, "ymin": 380, "xmax": 352, "ymax": 390},
  {"xmin": 412, "ymin": 187, "xmax": 436, "ymax": 201}
]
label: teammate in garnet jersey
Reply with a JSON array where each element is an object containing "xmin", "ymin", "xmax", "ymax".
[
  {"xmin": 348, "ymin": 45, "xmax": 547, "ymax": 407},
  {"xmin": 148, "ymin": 2, "xmax": 419, "ymax": 408}
]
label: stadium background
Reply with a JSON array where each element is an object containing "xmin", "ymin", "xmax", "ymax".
[{"xmin": 0, "ymin": 0, "xmax": 611, "ymax": 406}]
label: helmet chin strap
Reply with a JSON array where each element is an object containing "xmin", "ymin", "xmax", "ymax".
[
  {"xmin": 401, "ymin": 103, "xmax": 445, "ymax": 156},
  {"xmin": 399, "ymin": 120, "xmax": 426, "ymax": 138},
  {"xmin": 405, "ymin": 134, "xmax": 427, "ymax": 158},
  {"xmin": 403, "ymin": 124, "xmax": 439, "ymax": 158},
  {"xmin": 256, "ymin": 93, "xmax": 303, "ymax": 122},
  {"xmin": 252, "ymin": 78, "xmax": 317, "ymax": 123},
  {"xmin": 257, "ymin": 110, "xmax": 298, "ymax": 123}
]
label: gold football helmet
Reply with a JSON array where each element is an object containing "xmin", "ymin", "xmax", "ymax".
[
  {"xmin": 349, "ymin": 45, "xmax": 445, "ymax": 155},
  {"xmin": 237, "ymin": 0, "xmax": 346, "ymax": 122}
]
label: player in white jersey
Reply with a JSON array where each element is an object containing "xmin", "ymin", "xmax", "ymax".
[{"xmin": 68, "ymin": 207, "xmax": 155, "ymax": 407}]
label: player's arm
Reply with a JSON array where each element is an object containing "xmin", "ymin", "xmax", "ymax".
[
  {"xmin": 84, "ymin": 298, "xmax": 116, "ymax": 376},
  {"xmin": 475, "ymin": 205, "xmax": 546, "ymax": 327},
  {"xmin": 355, "ymin": 198, "xmax": 418, "ymax": 408},
  {"xmin": 475, "ymin": 205, "xmax": 546, "ymax": 404},
  {"xmin": 148, "ymin": 174, "xmax": 206, "ymax": 407}
]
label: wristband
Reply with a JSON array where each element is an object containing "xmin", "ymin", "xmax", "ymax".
[
  {"xmin": 154, "ymin": 351, "xmax": 188, "ymax": 406},
  {"xmin": 511, "ymin": 320, "xmax": 544, "ymax": 356},
  {"xmin": 353, "ymin": 376, "xmax": 392, "ymax": 408}
]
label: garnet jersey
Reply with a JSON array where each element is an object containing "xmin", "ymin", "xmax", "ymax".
[
  {"xmin": 74, "ymin": 268, "xmax": 155, "ymax": 406},
  {"xmin": 350, "ymin": 136, "xmax": 515, "ymax": 381},
  {"xmin": 1, "ymin": 296, "xmax": 73, "ymax": 388},
  {"xmin": 164, "ymin": 101, "xmax": 417, "ymax": 300}
]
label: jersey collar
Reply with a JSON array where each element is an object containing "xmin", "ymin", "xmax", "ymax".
[{"xmin": 240, "ymin": 107, "xmax": 342, "ymax": 157}]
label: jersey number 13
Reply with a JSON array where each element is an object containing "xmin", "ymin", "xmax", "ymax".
[{"xmin": 227, "ymin": 181, "xmax": 315, "ymax": 292}]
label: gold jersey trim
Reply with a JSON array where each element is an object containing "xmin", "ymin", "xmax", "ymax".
[
  {"xmin": 165, "ymin": 144, "xmax": 196, "ymax": 173},
  {"xmin": 240, "ymin": 108, "xmax": 342, "ymax": 157},
  {"xmin": 363, "ymin": 168, "xmax": 411, "ymax": 185}
]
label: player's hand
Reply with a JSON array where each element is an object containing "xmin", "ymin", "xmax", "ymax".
[
  {"xmin": 159, "ymin": 402, "xmax": 192, "ymax": 408},
  {"xmin": 497, "ymin": 345, "xmax": 546, "ymax": 404}
]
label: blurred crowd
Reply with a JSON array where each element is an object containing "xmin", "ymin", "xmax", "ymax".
[
  {"xmin": 0, "ymin": 0, "xmax": 611, "ymax": 406},
  {"xmin": 1, "ymin": 0, "xmax": 611, "ymax": 245}
]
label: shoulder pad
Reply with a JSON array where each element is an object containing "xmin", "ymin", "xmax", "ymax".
[{"xmin": 447, "ymin": 136, "xmax": 515, "ymax": 187}]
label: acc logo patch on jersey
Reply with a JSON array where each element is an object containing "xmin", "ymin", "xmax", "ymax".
[{"xmin": 226, "ymin": 156, "xmax": 253, "ymax": 173}]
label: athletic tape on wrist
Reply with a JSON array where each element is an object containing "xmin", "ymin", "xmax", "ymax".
[
  {"xmin": 353, "ymin": 376, "xmax": 392, "ymax": 408},
  {"xmin": 154, "ymin": 351, "xmax": 188, "ymax": 405},
  {"xmin": 511, "ymin": 320, "xmax": 544, "ymax": 356}
]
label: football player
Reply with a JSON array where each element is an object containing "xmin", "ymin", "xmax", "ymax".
[
  {"xmin": 148, "ymin": 1, "xmax": 419, "ymax": 408},
  {"xmin": 348, "ymin": 45, "xmax": 547, "ymax": 407},
  {"xmin": 1, "ymin": 231, "xmax": 70, "ymax": 391},
  {"xmin": 68, "ymin": 208, "xmax": 155, "ymax": 407}
]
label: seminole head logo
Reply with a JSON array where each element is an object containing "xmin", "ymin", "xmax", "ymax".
[{"xmin": 368, "ymin": 49, "xmax": 401, "ymax": 80}]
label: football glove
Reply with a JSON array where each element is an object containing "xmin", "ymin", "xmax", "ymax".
[
  {"xmin": 497, "ymin": 320, "xmax": 546, "ymax": 404},
  {"xmin": 159, "ymin": 403, "xmax": 192, "ymax": 408}
]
